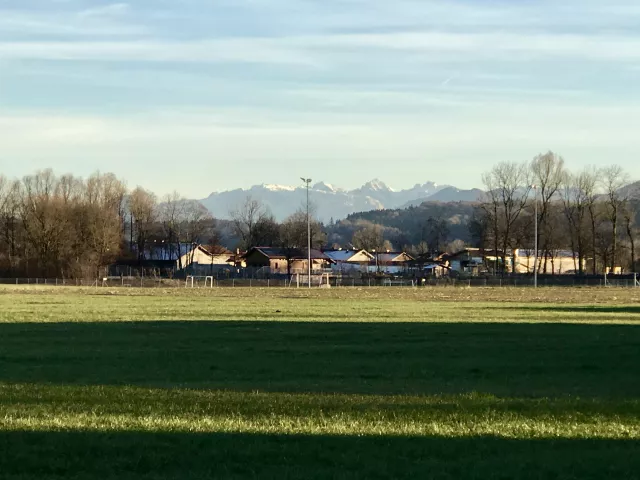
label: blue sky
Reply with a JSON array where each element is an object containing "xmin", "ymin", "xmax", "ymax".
[{"xmin": 1, "ymin": 0, "xmax": 639, "ymax": 196}]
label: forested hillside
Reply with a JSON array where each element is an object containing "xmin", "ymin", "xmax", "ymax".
[{"xmin": 325, "ymin": 201, "xmax": 478, "ymax": 253}]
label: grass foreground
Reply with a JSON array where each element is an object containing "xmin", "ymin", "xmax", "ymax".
[{"xmin": 1, "ymin": 286, "xmax": 639, "ymax": 479}]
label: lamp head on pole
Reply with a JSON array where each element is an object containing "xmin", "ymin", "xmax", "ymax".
[{"xmin": 301, "ymin": 178, "xmax": 312, "ymax": 185}]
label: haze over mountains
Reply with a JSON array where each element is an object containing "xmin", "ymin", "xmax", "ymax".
[{"xmin": 200, "ymin": 180, "xmax": 484, "ymax": 221}]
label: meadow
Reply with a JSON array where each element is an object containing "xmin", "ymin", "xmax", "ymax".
[{"xmin": 1, "ymin": 286, "xmax": 639, "ymax": 479}]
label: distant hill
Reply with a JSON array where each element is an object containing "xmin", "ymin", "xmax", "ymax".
[
  {"xmin": 200, "ymin": 179, "xmax": 486, "ymax": 221},
  {"xmin": 618, "ymin": 181, "xmax": 640, "ymax": 200},
  {"xmin": 402, "ymin": 187, "xmax": 485, "ymax": 207},
  {"xmin": 325, "ymin": 201, "xmax": 479, "ymax": 249}
]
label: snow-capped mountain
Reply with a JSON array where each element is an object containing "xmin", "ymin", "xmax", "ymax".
[
  {"xmin": 401, "ymin": 187, "xmax": 485, "ymax": 207},
  {"xmin": 200, "ymin": 179, "xmax": 472, "ymax": 221}
]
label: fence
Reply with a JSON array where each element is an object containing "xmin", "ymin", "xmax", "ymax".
[{"xmin": 1, "ymin": 273, "xmax": 639, "ymax": 289}]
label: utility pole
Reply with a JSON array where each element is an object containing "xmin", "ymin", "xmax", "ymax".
[
  {"xmin": 301, "ymin": 178, "xmax": 312, "ymax": 288},
  {"xmin": 532, "ymin": 185, "xmax": 538, "ymax": 288}
]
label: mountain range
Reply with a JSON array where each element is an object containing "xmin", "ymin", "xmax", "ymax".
[{"xmin": 200, "ymin": 180, "xmax": 484, "ymax": 221}]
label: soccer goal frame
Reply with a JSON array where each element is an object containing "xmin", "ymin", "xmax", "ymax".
[{"xmin": 288, "ymin": 273, "xmax": 331, "ymax": 288}]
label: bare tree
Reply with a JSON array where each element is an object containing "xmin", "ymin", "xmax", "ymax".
[
  {"xmin": 0, "ymin": 176, "xmax": 20, "ymax": 274},
  {"xmin": 425, "ymin": 215, "xmax": 450, "ymax": 254},
  {"xmin": 561, "ymin": 170, "xmax": 594, "ymax": 275},
  {"xmin": 253, "ymin": 214, "xmax": 281, "ymax": 248},
  {"xmin": 480, "ymin": 174, "xmax": 500, "ymax": 273},
  {"xmin": 19, "ymin": 170, "xmax": 73, "ymax": 276},
  {"xmin": 446, "ymin": 239, "xmax": 466, "ymax": 254},
  {"xmin": 580, "ymin": 167, "xmax": 602, "ymax": 274},
  {"xmin": 128, "ymin": 187, "xmax": 158, "ymax": 262},
  {"xmin": 80, "ymin": 172, "xmax": 127, "ymax": 277},
  {"xmin": 281, "ymin": 211, "xmax": 325, "ymax": 249},
  {"xmin": 279, "ymin": 210, "xmax": 326, "ymax": 275},
  {"xmin": 182, "ymin": 200, "xmax": 214, "ymax": 268},
  {"xmin": 0, "ymin": 176, "xmax": 10, "ymax": 255},
  {"xmin": 622, "ymin": 201, "xmax": 637, "ymax": 272},
  {"xmin": 160, "ymin": 192, "xmax": 186, "ymax": 267},
  {"xmin": 230, "ymin": 196, "xmax": 274, "ymax": 249},
  {"xmin": 352, "ymin": 222, "xmax": 385, "ymax": 252},
  {"xmin": 414, "ymin": 241, "xmax": 430, "ymax": 256},
  {"xmin": 481, "ymin": 162, "xmax": 531, "ymax": 273},
  {"xmin": 530, "ymin": 152, "xmax": 565, "ymax": 273},
  {"xmin": 601, "ymin": 165, "xmax": 629, "ymax": 272}
]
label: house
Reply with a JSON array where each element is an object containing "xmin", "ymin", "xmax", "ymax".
[
  {"xmin": 409, "ymin": 254, "xmax": 450, "ymax": 278},
  {"xmin": 442, "ymin": 248, "xmax": 510, "ymax": 275},
  {"xmin": 109, "ymin": 258, "xmax": 177, "ymax": 278},
  {"xmin": 324, "ymin": 249, "xmax": 374, "ymax": 274},
  {"xmin": 180, "ymin": 245, "xmax": 236, "ymax": 275},
  {"xmin": 117, "ymin": 243, "xmax": 236, "ymax": 276},
  {"xmin": 243, "ymin": 247, "xmax": 334, "ymax": 275},
  {"xmin": 369, "ymin": 251, "xmax": 415, "ymax": 274},
  {"xmin": 513, "ymin": 249, "xmax": 587, "ymax": 274}
]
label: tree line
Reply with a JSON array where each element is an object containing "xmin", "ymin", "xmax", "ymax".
[
  {"xmin": 475, "ymin": 152, "xmax": 639, "ymax": 274},
  {"xmin": 0, "ymin": 170, "xmax": 215, "ymax": 278},
  {"xmin": 2, "ymin": 156, "xmax": 638, "ymax": 278}
]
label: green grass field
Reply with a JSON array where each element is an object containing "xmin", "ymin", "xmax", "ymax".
[{"xmin": 1, "ymin": 286, "xmax": 639, "ymax": 479}]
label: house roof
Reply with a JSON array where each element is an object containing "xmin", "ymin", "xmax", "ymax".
[
  {"xmin": 515, "ymin": 249, "xmax": 580, "ymax": 259},
  {"xmin": 134, "ymin": 243, "xmax": 235, "ymax": 263},
  {"xmin": 411, "ymin": 253, "xmax": 446, "ymax": 264},
  {"xmin": 443, "ymin": 248, "xmax": 506, "ymax": 261},
  {"xmin": 246, "ymin": 247, "xmax": 334, "ymax": 262},
  {"xmin": 323, "ymin": 249, "xmax": 374, "ymax": 262},
  {"xmin": 373, "ymin": 252, "xmax": 415, "ymax": 263},
  {"xmin": 135, "ymin": 242, "xmax": 197, "ymax": 261},
  {"xmin": 201, "ymin": 245, "xmax": 234, "ymax": 256}
]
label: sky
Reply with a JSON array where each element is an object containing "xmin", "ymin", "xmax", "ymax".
[{"xmin": 1, "ymin": 0, "xmax": 639, "ymax": 197}]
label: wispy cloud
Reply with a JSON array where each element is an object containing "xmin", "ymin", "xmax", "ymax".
[
  {"xmin": 0, "ymin": 9, "xmax": 145, "ymax": 37},
  {"xmin": 77, "ymin": 3, "xmax": 131, "ymax": 19},
  {"xmin": 1, "ymin": 0, "xmax": 640, "ymax": 192},
  {"xmin": 2, "ymin": 31, "xmax": 640, "ymax": 65},
  {"xmin": 0, "ymin": 39, "xmax": 320, "ymax": 66}
]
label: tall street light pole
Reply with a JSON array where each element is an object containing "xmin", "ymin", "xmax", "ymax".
[
  {"xmin": 301, "ymin": 178, "xmax": 312, "ymax": 288},
  {"xmin": 532, "ymin": 185, "xmax": 538, "ymax": 288}
]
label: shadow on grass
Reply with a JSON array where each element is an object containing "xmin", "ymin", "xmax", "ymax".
[
  {"xmin": 496, "ymin": 305, "xmax": 640, "ymax": 315},
  {"xmin": 1, "ymin": 430, "xmax": 639, "ymax": 479},
  {"xmin": 1, "ymin": 321, "xmax": 639, "ymax": 398}
]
